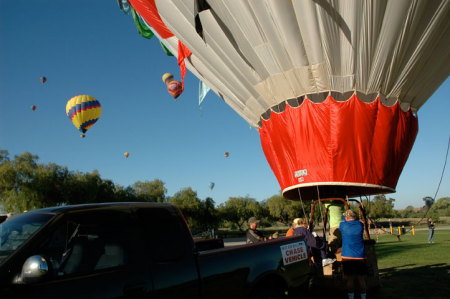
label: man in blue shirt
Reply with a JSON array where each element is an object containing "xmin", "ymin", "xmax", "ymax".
[{"xmin": 340, "ymin": 209, "xmax": 367, "ymax": 299}]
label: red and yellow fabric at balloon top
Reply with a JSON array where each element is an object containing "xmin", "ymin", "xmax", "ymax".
[
  {"xmin": 259, "ymin": 94, "xmax": 418, "ymax": 200},
  {"xmin": 127, "ymin": 0, "xmax": 191, "ymax": 91}
]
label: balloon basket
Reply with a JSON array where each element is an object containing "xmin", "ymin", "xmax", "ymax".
[{"xmin": 312, "ymin": 240, "xmax": 380, "ymax": 291}]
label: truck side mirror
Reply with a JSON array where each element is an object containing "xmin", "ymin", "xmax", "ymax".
[{"xmin": 21, "ymin": 255, "xmax": 49, "ymax": 284}]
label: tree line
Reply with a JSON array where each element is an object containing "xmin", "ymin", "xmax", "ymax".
[{"xmin": 1, "ymin": 150, "xmax": 448, "ymax": 232}]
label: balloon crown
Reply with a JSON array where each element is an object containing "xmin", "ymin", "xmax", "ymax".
[{"xmin": 162, "ymin": 73, "xmax": 174, "ymax": 84}]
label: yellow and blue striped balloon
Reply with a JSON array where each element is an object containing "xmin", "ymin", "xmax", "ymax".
[{"xmin": 66, "ymin": 95, "xmax": 101, "ymax": 137}]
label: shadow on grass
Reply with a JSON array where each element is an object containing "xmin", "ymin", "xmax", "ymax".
[
  {"xmin": 303, "ymin": 263, "xmax": 449, "ymax": 299},
  {"xmin": 374, "ymin": 241, "xmax": 430, "ymax": 259},
  {"xmin": 373, "ymin": 263, "xmax": 450, "ymax": 299}
]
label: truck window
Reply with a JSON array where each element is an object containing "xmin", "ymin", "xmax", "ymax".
[
  {"xmin": 39, "ymin": 210, "xmax": 133, "ymax": 276},
  {"xmin": 136, "ymin": 208, "xmax": 193, "ymax": 262},
  {"xmin": 0, "ymin": 213, "xmax": 53, "ymax": 265}
]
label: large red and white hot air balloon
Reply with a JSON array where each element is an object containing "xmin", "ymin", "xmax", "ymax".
[{"xmin": 127, "ymin": 0, "xmax": 450, "ymax": 200}]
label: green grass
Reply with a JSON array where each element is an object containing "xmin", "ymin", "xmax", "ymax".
[{"xmin": 372, "ymin": 230, "xmax": 450, "ymax": 299}]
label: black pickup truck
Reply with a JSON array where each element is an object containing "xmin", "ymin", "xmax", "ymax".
[{"xmin": 0, "ymin": 202, "xmax": 310, "ymax": 298}]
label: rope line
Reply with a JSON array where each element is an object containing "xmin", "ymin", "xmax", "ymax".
[
  {"xmin": 364, "ymin": 136, "xmax": 449, "ymax": 239},
  {"xmin": 433, "ymin": 135, "xmax": 450, "ymax": 201},
  {"xmin": 298, "ymin": 188, "xmax": 307, "ymax": 220},
  {"xmin": 316, "ymin": 186, "xmax": 327, "ymax": 239}
]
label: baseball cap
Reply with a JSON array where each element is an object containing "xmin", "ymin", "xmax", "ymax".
[
  {"xmin": 344, "ymin": 209, "xmax": 355, "ymax": 218},
  {"xmin": 248, "ymin": 217, "xmax": 260, "ymax": 224}
]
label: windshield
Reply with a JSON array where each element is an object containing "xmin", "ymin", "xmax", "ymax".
[{"xmin": 0, "ymin": 213, "xmax": 54, "ymax": 265}]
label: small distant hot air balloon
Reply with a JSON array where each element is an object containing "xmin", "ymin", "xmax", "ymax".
[
  {"xmin": 209, "ymin": 182, "xmax": 215, "ymax": 190},
  {"xmin": 31, "ymin": 105, "xmax": 36, "ymax": 111},
  {"xmin": 162, "ymin": 73, "xmax": 183, "ymax": 99},
  {"xmin": 124, "ymin": 152, "xmax": 130, "ymax": 158},
  {"xmin": 66, "ymin": 95, "xmax": 101, "ymax": 138},
  {"xmin": 224, "ymin": 152, "xmax": 229, "ymax": 158},
  {"xmin": 40, "ymin": 76, "xmax": 46, "ymax": 84}
]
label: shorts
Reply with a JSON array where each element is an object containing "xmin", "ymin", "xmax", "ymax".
[{"xmin": 342, "ymin": 259, "xmax": 368, "ymax": 276}]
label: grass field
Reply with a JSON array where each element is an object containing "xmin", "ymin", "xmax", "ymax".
[
  {"xmin": 221, "ymin": 226, "xmax": 450, "ymax": 298},
  {"xmin": 372, "ymin": 229, "xmax": 450, "ymax": 299},
  {"xmin": 306, "ymin": 229, "xmax": 449, "ymax": 299}
]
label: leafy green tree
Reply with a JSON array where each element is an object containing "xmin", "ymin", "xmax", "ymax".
[
  {"xmin": 114, "ymin": 185, "xmax": 137, "ymax": 202},
  {"xmin": 0, "ymin": 149, "xmax": 164, "ymax": 211},
  {"xmin": 0, "ymin": 151, "xmax": 40, "ymax": 212},
  {"xmin": 197, "ymin": 197, "xmax": 219, "ymax": 231},
  {"xmin": 367, "ymin": 194, "xmax": 396, "ymax": 220},
  {"xmin": 169, "ymin": 187, "xmax": 202, "ymax": 229},
  {"xmin": 0, "ymin": 149, "xmax": 10, "ymax": 163},
  {"xmin": 65, "ymin": 170, "xmax": 117, "ymax": 204},
  {"xmin": 400, "ymin": 206, "xmax": 418, "ymax": 218},
  {"xmin": 430, "ymin": 197, "xmax": 450, "ymax": 216},
  {"xmin": 217, "ymin": 196, "xmax": 260, "ymax": 231},
  {"xmin": 265, "ymin": 194, "xmax": 306, "ymax": 225},
  {"xmin": 31, "ymin": 163, "xmax": 73, "ymax": 207},
  {"xmin": 132, "ymin": 179, "xmax": 167, "ymax": 202}
]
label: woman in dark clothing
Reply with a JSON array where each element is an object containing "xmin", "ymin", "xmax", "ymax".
[
  {"xmin": 292, "ymin": 218, "xmax": 335, "ymax": 267},
  {"xmin": 427, "ymin": 217, "xmax": 435, "ymax": 243}
]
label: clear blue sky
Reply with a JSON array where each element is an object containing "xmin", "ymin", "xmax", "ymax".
[{"xmin": 0, "ymin": 0, "xmax": 448, "ymax": 209}]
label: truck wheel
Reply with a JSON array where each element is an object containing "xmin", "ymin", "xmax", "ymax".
[{"xmin": 249, "ymin": 282, "xmax": 286, "ymax": 299}]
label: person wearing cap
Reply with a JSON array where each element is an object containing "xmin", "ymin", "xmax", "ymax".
[
  {"xmin": 246, "ymin": 217, "xmax": 271, "ymax": 244},
  {"xmin": 340, "ymin": 209, "xmax": 367, "ymax": 299}
]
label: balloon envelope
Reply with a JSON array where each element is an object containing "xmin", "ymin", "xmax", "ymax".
[
  {"xmin": 129, "ymin": 0, "xmax": 450, "ymax": 200},
  {"xmin": 40, "ymin": 76, "xmax": 46, "ymax": 84},
  {"xmin": 162, "ymin": 73, "xmax": 183, "ymax": 99},
  {"xmin": 124, "ymin": 152, "xmax": 130, "ymax": 158},
  {"xmin": 224, "ymin": 152, "xmax": 229, "ymax": 158},
  {"xmin": 209, "ymin": 182, "xmax": 215, "ymax": 190},
  {"xmin": 31, "ymin": 105, "xmax": 36, "ymax": 111},
  {"xmin": 166, "ymin": 80, "xmax": 182, "ymax": 99},
  {"xmin": 66, "ymin": 95, "xmax": 101, "ymax": 137}
]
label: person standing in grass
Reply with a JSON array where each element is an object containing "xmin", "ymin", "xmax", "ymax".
[
  {"xmin": 427, "ymin": 217, "xmax": 435, "ymax": 243},
  {"xmin": 340, "ymin": 209, "xmax": 367, "ymax": 299}
]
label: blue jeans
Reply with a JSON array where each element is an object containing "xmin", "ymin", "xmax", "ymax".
[{"xmin": 428, "ymin": 229, "xmax": 434, "ymax": 243}]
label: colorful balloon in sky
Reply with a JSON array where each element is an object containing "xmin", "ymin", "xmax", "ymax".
[
  {"xmin": 209, "ymin": 182, "xmax": 215, "ymax": 190},
  {"xmin": 129, "ymin": 0, "xmax": 450, "ymax": 201},
  {"xmin": 40, "ymin": 76, "xmax": 46, "ymax": 84},
  {"xmin": 66, "ymin": 95, "xmax": 101, "ymax": 138},
  {"xmin": 224, "ymin": 152, "xmax": 229, "ymax": 158},
  {"xmin": 162, "ymin": 73, "xmax": 183, "ymax": 99},
  {"xmin": 31, "ymin": 105, "xmax": 36, "ymax": 111},
  {"xmin": 124, "ymin": 152, "xmax": 130, "ymax": 158}
]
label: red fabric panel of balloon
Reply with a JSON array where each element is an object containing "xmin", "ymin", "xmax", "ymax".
[
  {"xmin": 166, "ymin": 80, "xmax": 183, "ymax": 99},
  {"xmin": 128, "ymin": 0, "xmax": 174, "ymax": 39},
  {"xmin": 259, "ymin": 94, "xmax": 418, "ymax": 200}
]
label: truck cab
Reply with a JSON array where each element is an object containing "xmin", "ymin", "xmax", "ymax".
[{"xmin": 0, "ymin": 203, "xmax": 311, "ymax": 299}]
